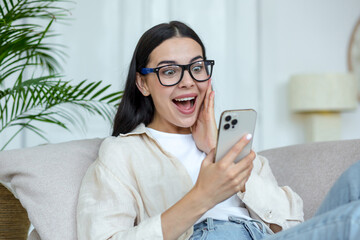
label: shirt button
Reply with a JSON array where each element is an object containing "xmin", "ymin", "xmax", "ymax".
[{"xmin": 265, "ymin": 210, "xmax": 273, "ymax": 220}]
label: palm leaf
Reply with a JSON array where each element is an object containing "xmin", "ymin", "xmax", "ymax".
[
  {"xmin": 0, "ymin": 0, "xmax": 123, "ymax": 150},
  {"xmin": 0, "ymin": 78, "xmax": 123, "ymax": 150},
  {"xmin": 0, "ymin": 0, "xmax": 70, "ymax": 85}
]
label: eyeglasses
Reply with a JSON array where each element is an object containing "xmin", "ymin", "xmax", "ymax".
[{"xmin": 140, "ymin": 60, "xmax": 215, "ymax": 86}]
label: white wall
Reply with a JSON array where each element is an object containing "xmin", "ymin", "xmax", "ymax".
[
  {"xmin": 2, "ymin": 0, "xmax": 360, "ymax": 151},
  {"xmin": 259, "ymin": 0, "xmax": 360, "ymax": 149}
]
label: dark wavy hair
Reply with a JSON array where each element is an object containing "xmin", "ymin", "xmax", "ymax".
[{"xmin": 112, "ymin": 21, "xmax": 207, "ymax": 136}]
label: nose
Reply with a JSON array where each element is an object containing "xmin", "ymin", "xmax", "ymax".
[{"xmin": 178, "ymin": 70, "xmax": 195, "ymax": 88}]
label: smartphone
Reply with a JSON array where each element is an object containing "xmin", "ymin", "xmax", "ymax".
[{"xmin": 214, "ymin": 109, "xmax": 257, "ymax": 163}]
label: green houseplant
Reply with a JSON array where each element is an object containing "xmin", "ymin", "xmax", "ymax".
[{"xmin": 0, "ymin": 0, "xmax": 123, "ymax": 150}]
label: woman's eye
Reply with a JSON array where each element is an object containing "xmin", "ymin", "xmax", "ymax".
[
  {"xmin": 192, "ymin": 65, "xmax": 203, "ymax": 73},
  {"xmin": 163, "ymin": 69, "xmax": 175, "ymax": 75},
  {"xmin": 160, "ymin": 68, "xmax": 176, "ymax": 76}
]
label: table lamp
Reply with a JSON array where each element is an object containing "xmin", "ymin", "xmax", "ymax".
[{"xmin": 289, "ymin": 73, "xmax": 357, "ymax": 142}]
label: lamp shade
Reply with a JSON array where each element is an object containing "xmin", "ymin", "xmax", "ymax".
[{"xmin": 289, "ymin": 73, "xmax": 357, "ymax": 112}]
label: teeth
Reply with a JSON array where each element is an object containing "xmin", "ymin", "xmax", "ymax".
[{"xmin": 174, "ymin": 97, "xmax": 195, "ymax": 102}]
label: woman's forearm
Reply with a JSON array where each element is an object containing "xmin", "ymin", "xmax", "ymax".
[
  {"xmin": 161, "ymin": 187, "xmax": 212, "ymax": 240},
  {"xmin": 161, "ymin": 137, "xmax": 255, "ymax": 240}
]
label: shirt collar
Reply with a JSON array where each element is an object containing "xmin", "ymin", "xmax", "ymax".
[{"xmin": 119, "ymin": 123, "xmax": 154, "ymax": 139}]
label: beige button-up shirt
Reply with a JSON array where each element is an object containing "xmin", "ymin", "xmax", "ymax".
[{"xmin": 77, "ymin": 124, "xmax": 304, "ymax": 240}]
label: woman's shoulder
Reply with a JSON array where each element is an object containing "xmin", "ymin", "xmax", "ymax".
[
  {"xmin": 96, "ymin": 125, "xmax": 151, "ymax": 167},
  {"xmin": 81, "ymin": 136, "xmax": 142, "ymax": 188}
]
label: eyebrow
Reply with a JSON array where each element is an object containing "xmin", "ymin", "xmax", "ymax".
[{"xmin": 156, "ymin": 55, "xmax": 203, "ymax": 67}]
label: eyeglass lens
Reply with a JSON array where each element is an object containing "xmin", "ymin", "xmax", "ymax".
[{"xmin": 158, "ymin": 61, "xmax": 212, "ymax": 86}]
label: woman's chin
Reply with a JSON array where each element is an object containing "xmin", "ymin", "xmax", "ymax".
[{"xmin": 176, "ymin": 118, "xmax": 197, "ymax": 129}]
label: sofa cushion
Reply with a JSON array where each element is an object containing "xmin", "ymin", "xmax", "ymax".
[
  {"xmin": 0, "ymin": 138, "xmax": 103, "ymax": 240},
  {"xmin": 1, "ymin": 137, "xmax": 359, "ymax": 238},
  {"xmin": 259, "ymin": 139, "xmax": 360, "ymax": 220}
]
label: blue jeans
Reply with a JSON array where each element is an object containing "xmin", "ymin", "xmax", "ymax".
[
  {"xmin": 191, "ymin": 160, "xmax": 360, "ymax": 240},
  {"xmin": 190, "ymin": 216, "xmax": 268, "ymax": 240}
]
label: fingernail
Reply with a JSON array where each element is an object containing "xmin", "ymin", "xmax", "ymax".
[{"xmin": 246, "ymin": 134, "xmax": 252, "ymax": 140}]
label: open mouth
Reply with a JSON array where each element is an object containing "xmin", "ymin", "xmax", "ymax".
[{"xmin": 172, "ymin": 96, "xmax": 196, "ymax": 113}]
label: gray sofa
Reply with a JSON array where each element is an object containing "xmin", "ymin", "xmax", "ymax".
[
  {"xmin": 0, "ymin": 138, "xmax": 359, "ymax": 239},
  {"xmin": 260, "ymin": 139, "xmax": 360, "ymax": 220}
]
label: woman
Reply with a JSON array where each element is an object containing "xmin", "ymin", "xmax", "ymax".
[{"xmin": 77, "ymin": 21, "xmax": 360, "ymax": 240}]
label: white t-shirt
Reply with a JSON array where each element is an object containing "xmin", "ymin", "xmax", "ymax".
[{"xmin": 147, "ymin": 128, "xmax": 251, "ymax": 223}]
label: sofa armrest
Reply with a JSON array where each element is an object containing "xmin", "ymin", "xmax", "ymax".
[{"xmin": 259, "ymin": 139, "xmax": 360, "ymax": 220}]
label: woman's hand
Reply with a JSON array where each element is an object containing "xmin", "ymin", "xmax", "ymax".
[
  {"xmin": 193, "ymin": 134, "xmax": 255, "ymax": 209},
  {"xmin": 192, "ymin": 79, "xmax": 217, "ymax": 154}
]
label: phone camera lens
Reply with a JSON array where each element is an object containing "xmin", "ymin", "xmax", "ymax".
[
  {"xmin": 224, "ymin": 123, "xmax": 230, "ymax": 130},
  {"xmin": 225, "ymin": 116, "xmax": 231, "ymax": 122},
  {"xmin": 231, "ymin": 119, "xmax": 238, "ymax": 125}
]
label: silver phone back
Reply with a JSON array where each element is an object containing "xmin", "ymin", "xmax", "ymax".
[{"xmin": 215, "ymin": 109, "xmax": 257, "ymax": 163}]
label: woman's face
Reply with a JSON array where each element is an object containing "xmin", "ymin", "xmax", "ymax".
[{"xmin": 137, "ymin": 37, "xmax": 209, "ymax": 134}]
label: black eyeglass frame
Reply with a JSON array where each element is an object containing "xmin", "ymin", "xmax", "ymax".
[{"xmin": 140, "ymin": 60, "xmax": 215, "ymax": 87}]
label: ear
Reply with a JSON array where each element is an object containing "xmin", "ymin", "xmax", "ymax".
[{"xmin": 136, "ymin": 72, "xmax": 150, "ymax": 96}]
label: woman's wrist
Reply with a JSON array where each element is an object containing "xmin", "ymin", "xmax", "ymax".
[
  {"xmin": 188, "ymin": 186, "xmax": 214, "ymax": 214},
  {"xmin": 160, "ymin": 186, "xmax": 212, "ymax": 240}
]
